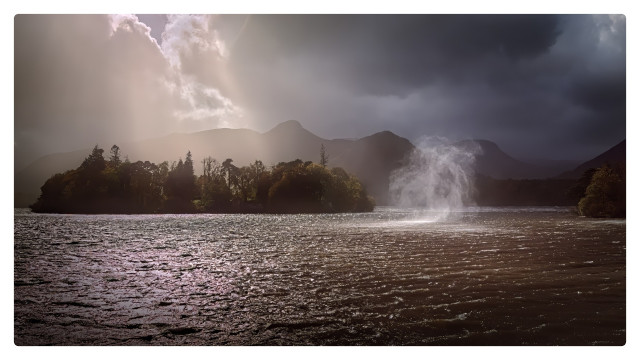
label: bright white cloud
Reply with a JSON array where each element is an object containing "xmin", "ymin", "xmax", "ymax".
[
  {"xmin": 15, "ymin": 14, "xmax": 244, "ymax": 168},
  {"xmin": 14, "ymin": 14, "xmax": 626, "ymax": 168},
  {"xmin": 160, "ymin": 15, "xmax": 244, "ymax": 130},
  {"xmin": 161, "ymin": 15, "xmax": 229, "ymax": 67}
]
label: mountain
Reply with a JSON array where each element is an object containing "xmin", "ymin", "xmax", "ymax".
[
  {"xmin": 17, "ymin": 120, "xmax": 622, "ymax": 208},
  {"xmin": 15, "ymin": 121, "xmax": 414, "ymax": 207},
  {"xmin": 15, "ymin": 149, "xmax": 89, "ymax": 209},
  {"xmin": 331, "ymin": 131, "xmax": 415, "ymax": 205},
  {"xmin": 455, "ymin": 139, "xmax": 570, "ymax": 180},
  {"xmin": 556, "ymin": 140, "xmax": 626, "ymax": 179}
]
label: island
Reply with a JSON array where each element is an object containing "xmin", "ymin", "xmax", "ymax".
[{"xmin": 30, "ymin": 145, "xmax": 375, "ymax": 214}]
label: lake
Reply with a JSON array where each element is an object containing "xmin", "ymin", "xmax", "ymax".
[{"xmin": 14, "ymin": 207, "xmax": 625, "ymax": 345}]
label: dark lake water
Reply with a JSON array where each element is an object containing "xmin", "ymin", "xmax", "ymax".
[{"xmin": 14, "ymin": 207, "xmax": 625, "ymax": 345}]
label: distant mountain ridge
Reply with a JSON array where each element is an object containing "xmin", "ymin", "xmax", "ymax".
[
  {"xmin": 455, "ymin": 139, "xmax": 570, "ymax": 180},
  {"xmin": 15, "ymin": 121, "xmax": 414, "ymax": 207},
  {"xmin": 14, "ymin": 120, "xmax": 625, "ymax": 207},
  {"xmin": 556, "ymin": 140, "xmax": 626, "ymax": 179}
]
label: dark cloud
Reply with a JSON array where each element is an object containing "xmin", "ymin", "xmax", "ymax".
[
  {"xmin": 569, "ymin": 73, "xmax": 626, "ymax": 114},
  {"xmin": 230, "ymin": 15, "xmax": 561, "ymax": 96},
  {"xmin": 224, "ymin": 14, "xmax": 624, "ymax": 160},
  {"xmin": 14, "ymin": 14, "xmax": 626, "ymax": 168}
]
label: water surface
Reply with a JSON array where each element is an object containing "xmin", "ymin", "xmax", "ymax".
[{"xmin": 14, "ymin": 207, "xmax": 625, "ymax": 345}]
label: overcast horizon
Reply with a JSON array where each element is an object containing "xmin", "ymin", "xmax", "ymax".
[{"xmin": 14, "ymin": 14, "xmax": 626, "ymax": 168}]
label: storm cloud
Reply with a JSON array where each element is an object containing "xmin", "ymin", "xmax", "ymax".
[
  {"xmin": 14, "ymin": 14, "xmax": 243, "ymax": 168},
  {"xmin": 14, "ymin": 14, "xmax": 625, "ymax": 169}
]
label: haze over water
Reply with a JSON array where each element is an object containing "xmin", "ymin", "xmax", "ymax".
[{"xmin": 14, "ymin": 207, "xmax": 625, "ymax": 345}]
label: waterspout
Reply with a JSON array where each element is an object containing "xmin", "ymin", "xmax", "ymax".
[{"xmin": 389, "ymin": 137, "xmax": 481, "ymax": 221}]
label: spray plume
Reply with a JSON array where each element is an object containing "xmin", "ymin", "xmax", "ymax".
[{"xmin": 389, "ymin": 137, "xmax": 482, "ymax": 219}]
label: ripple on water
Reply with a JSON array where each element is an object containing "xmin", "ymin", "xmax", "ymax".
[{"xmin": 14, "ymin": 207, "xmax": 625, "ymax": 345}]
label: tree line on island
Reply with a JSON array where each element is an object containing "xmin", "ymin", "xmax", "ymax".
[
  {"xmin": 30, "ymin": 144, "xmax": 624, "ymax": 218},
  {"xmin": 575, "ymin": 164, "xmax": 625, "ymax": 218},
  {"xmin": 30, "ymin": 145, "xmax": 375, "ymax": 214},
  {"xmin": 473, "ymin": 163, "xmax": 625, "ymax": 218}
]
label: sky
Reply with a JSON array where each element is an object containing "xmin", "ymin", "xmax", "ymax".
[
  {"xmin": 14, "ymin": 14, "xmax": 626, "ymax": 169},
  {"xmin": 3, "ymin": 6, "xmax": 638, "ymax": 358}
]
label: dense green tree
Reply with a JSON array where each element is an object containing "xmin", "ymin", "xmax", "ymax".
[
  {"xmin": 566, "ymin": 168, "xmax": 597, "ymax": 203},
  {"xmin": 81, "ymin": 145, "xmax": 106, "ymax": 173},
  {"xmin": 200, "ymin": 177, "xmax": 232, "ymax": 211},
  {"xmin": 268, "ymin": 165, "xmax": 324, "ymax": 212},
  {"xmin": 31, "ymin": 149, "xmax": 375, "ymax": 214},
  {"xmin": 163, "ymin": 151, "xmax": 197, "ymax": 212},
  {"xmin": 109, "ymin": 145, "xmax": 121, "ymax": 167},
  {"xmin": 256, "ymin": 171, "xmax": 273, "ymax": 207},
  {"xmin": 236, "ymin": 166, "xmax": 254, "ymax": 202},
  {"xmin": 30, "ymin": 171, "xmax": 74, "ymax": 213},
  {"xmin": 69, "ymin": 145, "xmax": 108, "ymax": 211},
  {"xmin": 221, "ymin": 158, "xmax": 237, "ymax": 190},
  {"xmin": 578, "ymin": 164, "xmax": 625, "ymax": 218},
  {"xmin": 266, "ymin": 160, "xmax": 373, "ymax": 213}
]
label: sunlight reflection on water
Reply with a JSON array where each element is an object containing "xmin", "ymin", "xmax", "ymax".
[{"xmin": 14, "ymin": 206, "xmax": 625, "ymax": 345}]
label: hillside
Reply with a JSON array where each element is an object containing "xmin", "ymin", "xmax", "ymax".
[
  {"xmin": 15, "ymin": 121, "xmax": 414, "ymax": 207},
  {"xmin": 331, "ymin": 131, "xmax": 415, "ymax": 205},
  {"xmin": 557, "ymin": 140, "xmax": 626, "ymax": 179},
  {"xmin": 455, "ymin": 139, "xmax": 571, "ymax": 180},
  {"xmin": 15, "ymin": 149, "xmax": 89, "ymax": 208},
  {"xmin": 17, "ymin": 121, "xmax": 624, "ymax": 208}
]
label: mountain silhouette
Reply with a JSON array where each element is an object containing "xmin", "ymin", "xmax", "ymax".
[
  {"xmin": 331, "ymin": 131, "xmax": 415, "ymax": 205},
  {"xmin": 15, "ymin": 121, "xmax": 413, "ymax": 207},
  {"xmin": 455, "ymin": 139, "xmax": 570, "ymax": 180},
  {"xmin": 556, "ymin": 140, "xmax": 626, "ymax": 179},
  {"xmin": 14, "ymin": 121, "xmax": 624, "ymax": 208}
]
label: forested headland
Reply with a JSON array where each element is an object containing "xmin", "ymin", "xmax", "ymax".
[
  {"xmin": 28, "ymin": 144, "xmax": 624, "ymax": 218},
  {"xmin": 30, "ymin": 145, "xmax": 375, "ymax": 214},
  {"xmin": 576, "ymin": 164, "xmax": 625, "ymax": 218},
  {"xmin": 474, "ymin": 163, "xmax": 625, "ymax": 218}
]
